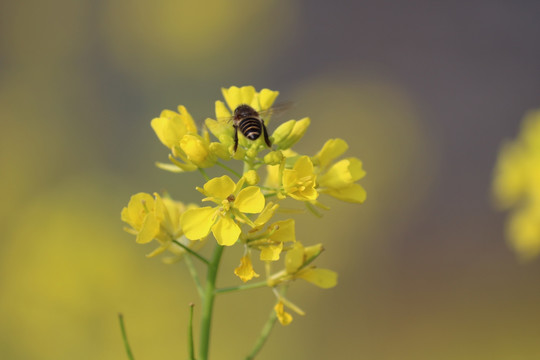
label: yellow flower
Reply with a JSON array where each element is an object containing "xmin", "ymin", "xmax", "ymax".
[
  {"xmin": 269, "ymin": 242, "xmax": 337, "ymax": 288},
  {"xmin": 151, "ymin": 105, "xmax": 221, "ymax": 171},
  {"xmin": 180, "ymin": 175, "xmax": 265, "ymax": 246},
  {"xmin": 312, "ymin": 138, "xmax": 366, "ymax": 204},
  {"xmin": 247, "ymin": 213, "xmax": 296, "ymax": 261},
  {"xmin": 493, "ymin": 109, "xmax": 540, "ymax": 259},
  {"xmin": 234, "ymin": 252, "xmax": 260, "ymax": 282},
  {"xmin": 151, "ymin": 105, "xmax": 197, "ymax": 149},
  {"xmin": 121, "ymin": 192, "xmax": 199, "ymax": 259},
  {"xmin": 282, "ymin": 156, "xmax": 319, "ymax": 201}
]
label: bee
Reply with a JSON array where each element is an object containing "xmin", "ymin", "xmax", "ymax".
[{"xmin": 232, "ymin": 104, "xmax": 272, "ymax": 152}]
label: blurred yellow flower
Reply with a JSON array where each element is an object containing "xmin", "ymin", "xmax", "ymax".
[
  {"xmin": 121, "ymin": 192, "xmax": 198, "ymax": 259},
  {"xmin": 493, "ymin": 109, "xmax": 540, "ymax": 259},
  {"xmin": 312, "ymin": 138, "xmax": 366, "ymax": 204},
  {"xmin": 151, "ymin": 106, "xmax": 197, "ymax": 149},
  {"xmin": 275, "ymin": 242, "xmax": 337, "ymax": 288},
  {"xmin": 180, "ymin": 175, "xmax": 265, "ymax": 246}
]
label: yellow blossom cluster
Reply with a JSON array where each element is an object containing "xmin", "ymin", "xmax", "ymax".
[
  {"xmin": 122, "ymin": 86, "xmax": 367, "ymax": 325},
  {"xmin": 493, "ymin": 109, "xmax": 540, "ymax": 260}
]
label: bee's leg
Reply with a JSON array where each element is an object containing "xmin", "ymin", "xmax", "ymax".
[
  {"xmin": 233, "ymin": 125, "xmax": 239, "ymax": 152},
  {"xmin": 262, "ymin": 120, "xmax": 272, "ymax": 148}
]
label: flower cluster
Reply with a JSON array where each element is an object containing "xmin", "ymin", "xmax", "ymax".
[
  {"xmin": 122, "ymin": 86, "xmax": 367, "ymax": 326},
  {"xmin": 493, "ymin": 109, "xmax": 540, "ymax": 260}
]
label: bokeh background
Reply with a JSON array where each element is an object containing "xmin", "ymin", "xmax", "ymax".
[{"xmin": 1, "ymin": 1, "xmax": 540, "ymax": 359}]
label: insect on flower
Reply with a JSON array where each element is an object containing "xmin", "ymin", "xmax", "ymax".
[{"xmin": 232, "ymin": 104, "xmax": 272, "ymax": 152}]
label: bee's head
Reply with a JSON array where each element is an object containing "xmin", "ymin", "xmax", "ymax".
[{"xmin": 234, "ymin": 104, "xmax": 259, "ymax": 119}]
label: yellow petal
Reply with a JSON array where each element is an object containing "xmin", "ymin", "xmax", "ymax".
[
  {"xmin": 203, "ymin": 175, "xmax": 236, "ymax": 200},
  {"xmin": 254, "ymin": 202, "xmax": 280, "ymax": 227},
  {"xmin": 136, "ymin": 212, "xmax": 159, "ymax": 244},
  {"xmin": 269, "ymin": 219, "xmax": 295, "ymax": 243},
  {"xmin": 313, "ymin": 138, "xmax": 349, "ymax": 169},
  {"xmin": 180, "ymin": 207, "xmax": 216, "ymax": 240},
  {"xmin": 177, "ymin": 105, "xmax": 197, "ymax": 133},
  {"xmin": 260, "ymin": 242, "xmax": 283, "ymax": 261},
  {"xmin": 274, "ymin": 301, "xmax": 293, "ymax": 326},
  {"xmin": 215, "ymin": 100, "xmax": 232, "ymax": 120},
  {"xmin": 150, "ymin": 116, "xmax": 185, "ymax": 149},
  {"xmin": 322, "ymin": 183, "xmax": 367, "ymax": 203},
  {"xmin": 258, "ymin": 88, "xmax": 279, "ymax": 111},
  {"xmin": 293, "ymin": 155, "xmax": 315, "ymax": 177},
  {"xmin": 222, "ymin": 86, "xmax": 255, "ymax": 111},
  {"xmin": 285, "ymin": 242, "xmax": 304, "ymax": 274},
  {"xmin": 212, "ymin": 216, "xmax": 241, "ymax": 246},
  {"xmin": 297, "ymin": 268, "xmax": 338, "ymax": 288},
  {"xmin": 235, "ymin": 186, "xmax": 265, "ymax": 213},
  {"xmin": 264, "ymin": 164, "xmax": 281, "ymax": 188},
  {"xmin": 234, "ymin": 254, "xmax": 260, "ymax": 282},
  {"xmin": 304, "ymin": 244, "xmax": 324, "ymax": 261}
]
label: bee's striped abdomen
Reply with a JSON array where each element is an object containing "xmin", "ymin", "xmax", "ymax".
[{"xmin": 238, "ymin": 117, "xmax": 262, "ymax": 140}]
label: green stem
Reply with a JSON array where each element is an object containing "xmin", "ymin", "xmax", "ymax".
[
  {"xmin": 173, "ymin": 240, "xmax": 210, "ymax": 264},
  {"xmin": 245, "ymin": 308, "xmax": 278, "ymax": 360},
  {"xmin": 199, "ymin": 244, "xmax": 224, "ymax": 360},
  {"xmin": 184, "ymin": 254, "xmax": 204, "ymax": 298},
  {"xmin": 216, "ymin": 161, "xmax": 242, "ymax": 178},
  {"xmin": 188, "ymin": 303, "xmax": 195, "ymax": 360},
  {"xmin": 118, "ymin": 313, "xmax": 135, "ymax": 360},
  {"xmin": 198, "ymin": 168, "xmax": 210, "ymax": 181},
  {"xmin": 215, "ymin": 280, "xmax": 268, "ymax": 294}
]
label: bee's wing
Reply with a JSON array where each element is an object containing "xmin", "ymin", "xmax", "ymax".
[
  {"xmin": 214, "ymin": 114, "xmax": 235, "ymax": 123},
  {"xmin": 258, "ymin": 102, "xmax": 293, "ymax": 120},
  {"xmin": 212, "ymin": 102, "xmax": 293, "ymax": 123}
]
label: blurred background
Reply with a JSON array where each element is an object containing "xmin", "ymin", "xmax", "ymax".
[{"xmin": 1, "ymin": 1, "xmax": 540, "ymax": 359}]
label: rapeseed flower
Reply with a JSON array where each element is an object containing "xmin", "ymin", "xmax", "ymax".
[
  {"xmin": 121, "ymin": 192, "xmax": 198, "ymax": 259},
  {"xmin": 493, "ymin": 109, "xmax": 540, "ymax": 259},
  {"xmin": 180, "ymin": 175, "xmax": 265, "ymax": 246},
  {"xmin": 312, "ymin": 138, "xmax": 367, "ymax": 204},
  {"xmin": 282, "ymin": 156, "xmax": 319, "ymax": 201},
  {"xmin": 151, "ymin": 105, "xmax": 220, "ymax": 171}
]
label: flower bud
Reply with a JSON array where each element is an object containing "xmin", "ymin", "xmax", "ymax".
[
  {"xmin": 264, "ymin": 150, "xmax": 284, "ymax": 165},
  {"xmin": 209, "ymin": 142, "xmax": 231, "ymax": 160},
  {"xmin": 232, "ymin": 146, "xmax": 246, "ymax": 160},
  {"xmin": 246, "ymin": 147, "xmax": 258, "ymax": 159},
  {"xmin": 243, "ymin": 170, "xmax": 259, "ymax": 185}
]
